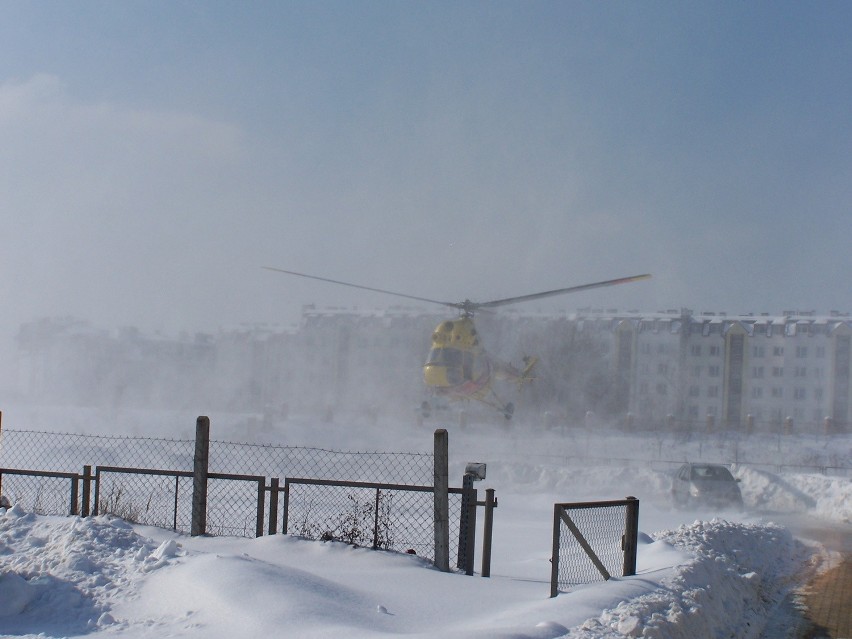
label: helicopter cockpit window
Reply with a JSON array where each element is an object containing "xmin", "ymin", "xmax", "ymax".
[
  {"xmin": 427, "ymin": 348, "xmax": 465, "ymax": 385},
  {"xmin": 427, "ymin": 348, "xmax": 463, "ymax": 366}
]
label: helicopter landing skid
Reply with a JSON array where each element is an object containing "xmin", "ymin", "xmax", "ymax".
[{"xmin": 482, "ymin": 388, "xmax": 514, "ymax": 420}]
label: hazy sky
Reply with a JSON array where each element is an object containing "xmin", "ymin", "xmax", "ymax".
[{"xmin": 2, "ymin": 1, "xmax": 851, "ymax": 354}]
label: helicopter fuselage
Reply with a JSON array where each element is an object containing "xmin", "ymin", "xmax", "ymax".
[{"xmin": 423, "ymin": 317, "xmax": 491, "ymax": 398}]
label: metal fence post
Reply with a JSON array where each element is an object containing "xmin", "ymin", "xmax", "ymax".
[
  {"xmin": 70, "ymin": 475, "xmax": 79, "ymax": 516},
  {"xmin": 373, "ymin": 488, "xmax": 381, "ymax": 549},
  {"xmin": 457, "ymin": 474, "xmax": 478, "ymax": 575},
  {"xmin": 268, "ymin": 477, "xmax": 279, "ymax": 535},
  {"xmin": 457, "ymin": 473, "xmax": 473, "ymax": 571},
  {"xmin": 173, "ymin": 476, "xmax": 180, "ymax": 531},
  {"xmin": 550, "ymin": 504, "xmax": 561, "ymax": 597},
  {"xmin": 481, "ymin": 488, "xmax": 495, "ymax": 578},
  {"xmin": 191, "ymin": 416, "xmax": 210, "ymax": 536},
  {"xmin": 282, "ymin": 479, "xmax": 290, "ymax": 534},
  {"xmin": 465, "ymin": 485, "xmax": 478, "ymax": 575},
  {"xmin": 255, "ymin": 478, "xmax": 265, "ymax": 538},
  {"xmin": 623, "ymin": 496, "xmax": 639, "ymax": 577},
  {"xmin": 82, "ymin": 465, "xmax": 92, "ymax": 517},
  {"xmin": 433, "ymin": 429, "xmax": 449, "ymax": 572}
]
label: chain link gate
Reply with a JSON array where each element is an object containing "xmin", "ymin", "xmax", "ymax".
[
  {"xmin": 550, "ymin": 497, "xmax": 639, "ymax": 597},
  {"xmin": 0, "ymin": 468, "xmax": 82, "ymax": 515}
]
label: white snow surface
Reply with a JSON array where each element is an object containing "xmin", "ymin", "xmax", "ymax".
[{"xmin": 1, "ymin": 411, "xmax": 849, "ymax": 638}]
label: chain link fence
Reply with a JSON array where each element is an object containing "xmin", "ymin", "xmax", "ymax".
[
  {"xmin": 281, "ymin": 478, "xmax": 463, "ymax": 563},
  {"xmin": 0, "ymin": 429, "xmax": 194, "ymax": 474},
  {"xmin": 0, "ymin": 425, "xmax": 488, "ymax": 574},
  {"xmin": 93, "ymin": 468, "xmax": 191, "ymax": 532},
  {"xmin": 550, "ymin": 498, "xmax": 639, "ymax": 597},
  {"xmin": 0, "ymin": 427, "xmax": 440, "ymax": 541},
  {"xmin": 0, "ymin": 429, "xmax": 433, "ymax": 485},
  {"xmin": 209, "ymin": 440, "xmax": 433, "ymax": 485}
]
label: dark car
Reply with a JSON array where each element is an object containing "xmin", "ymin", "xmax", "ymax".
[{"xmin": 671, "ymin": 463, "xmax": 743, "ymax": 509}]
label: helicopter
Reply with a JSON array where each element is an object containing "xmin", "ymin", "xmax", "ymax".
[{"xmin": 264, "ymin": 267, "xmax": 651, "ymax": 419}]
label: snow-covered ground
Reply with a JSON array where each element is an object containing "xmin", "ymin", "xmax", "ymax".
[{"xmin": 1, "ymin": 406, "xmax": 850, "ymax": 638}]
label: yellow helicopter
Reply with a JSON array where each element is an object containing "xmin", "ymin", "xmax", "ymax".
[{"xmin": 264, "ymin": 267, "xmax": 650, "ymax": 419}]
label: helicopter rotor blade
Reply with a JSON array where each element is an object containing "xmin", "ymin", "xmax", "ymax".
[
  {"xmin": 263, "ymin": 267, "xmax": 460, "ymax": 309},
  {"xmin": 478, "ymin": 274, "xmax": 652, "ymax": 309}
]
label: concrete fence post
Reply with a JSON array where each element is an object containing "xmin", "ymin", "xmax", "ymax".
[
  {"xmin": 191, "ymin": 416, "xmax": 210, "ymax": 537},
  {"xmin": 433, "ymin": 429, "xmax": 449, "ymax": 572}
]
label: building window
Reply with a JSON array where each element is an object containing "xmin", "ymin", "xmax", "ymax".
[
  {"xmin": 794, "ymin": 366, "xmax": 807, "ymax": 378},
  {"xmin": 708, "ymin": 365, "xmax": 720, "ymax": 377},
  {"xmin": 751, "ymin": 387, "xmax": 763, "ymax": 398},
  {"xmin": 816, "ymin": 346, "xmax": 826, "ymax": 358},
  {"xmin": 815, "ymin": 387, "xmax": 824, "ymax": 401},
  {"xmin": 794, "ymin": 388, "xmax": 806, "ymax": 400},
  {"xmin": 693, "ymin": 365, "xmax": 701, "ymax": 377},
  {"xmin": 772, "ymin": 366, "xmax": 784, "ymax": 377},
  {"xmin": 688, "ymin": 405, "xmax": 699, "ymax": 418},
  {"xmin": 707, "ymin": 385, "xmax": 719, "ymax": 398},
  {"xmin": 772, "ymin": 387, "xmax": 783, "ymax": 398},
  {"xmin": 751, "ymin": 366, "xmax": 764, "ymax": 378},
  {"xmin": 796, "ymin": 345, "xmax": 808, "ymax": 358},
  {"xmin": 690, "ymin": 344, "xmax": 702, "ymax": 356},
  {"xmin": 657, "ymin": 363, "xmax": 669, "ymax": 375},
  {"xmin": 709, "ymin": 345, "xmax": 721, "ymax": 357},
  {"xmin": 753, "ymin": 345, "xmax": 765, "ymax": 358},
  {"xmin": 773, "ymin": 346, "xmax": 784, "ymax": 356},
  {"xmin": 689, "ymin": 385, "xmax": 700, "ymax": 397}
]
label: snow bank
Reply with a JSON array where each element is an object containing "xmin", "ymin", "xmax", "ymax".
[
  {"xmin": 0, "ymin": 506, "xmax": 179, "ymax": 636},
  {"xmin": 0, "ymin": 504, "xmax": 816, "ymax": 639}
]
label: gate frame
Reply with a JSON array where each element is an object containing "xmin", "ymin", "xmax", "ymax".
[{"xmin": 550, "ymin": 496, "xmax": 639, "ymax": 597}]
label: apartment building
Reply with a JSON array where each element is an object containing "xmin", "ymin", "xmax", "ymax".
[
  {"xmin": 595, "ymin": 310, "xmax": 851, "ymax": 431},
  {"xmin": 14, "ymin": 309, "xmax": 851, "ymax": 431}
]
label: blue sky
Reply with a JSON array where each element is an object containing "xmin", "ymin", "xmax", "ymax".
[{"xmin": 1, "ymin": 1, "xmax": 850, "ymax": 356}]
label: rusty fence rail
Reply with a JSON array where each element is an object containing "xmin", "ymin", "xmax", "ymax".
[
  {"xmin": 550, "ymin": 497, "xmax": 639, "ymax": 597},
  {"xmin": 0, "ymin": 467, "xmax": 83, "ymax": 516},
  {"xmin": 279, "ymin": 478, "xmax": 452, "ymax": 564},
  {"xmin": 93, "ymin": 466, "xmax": 267, "ymax": 538}
]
